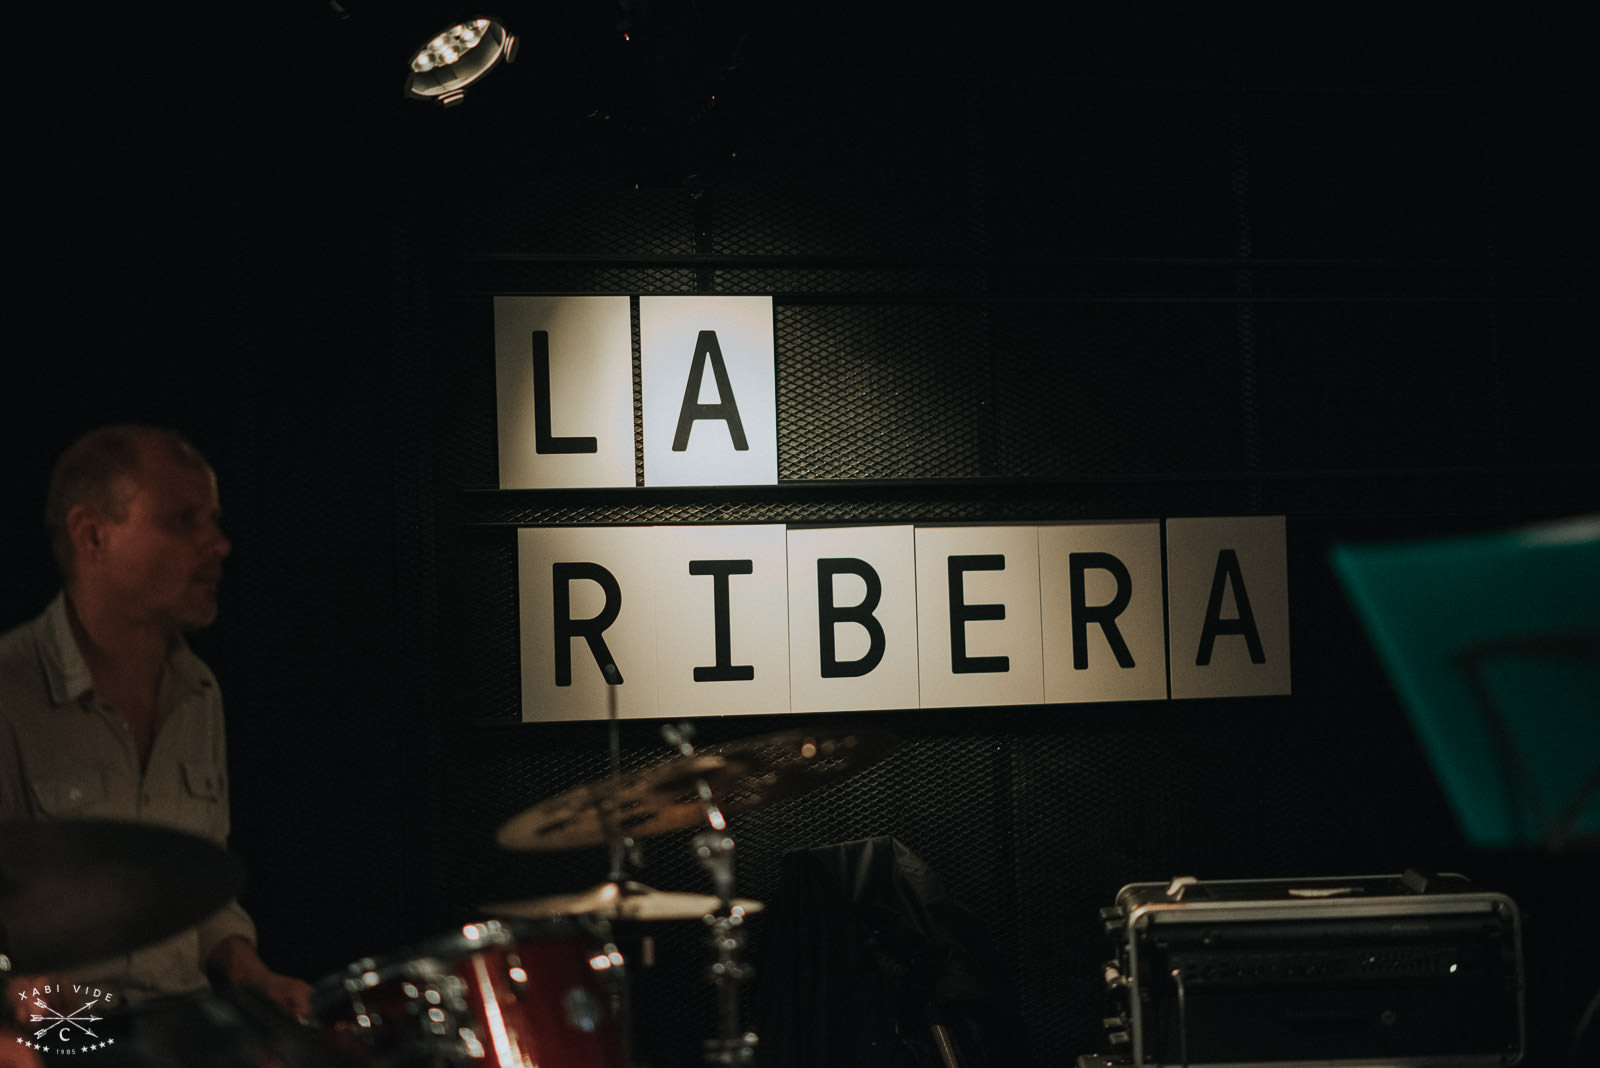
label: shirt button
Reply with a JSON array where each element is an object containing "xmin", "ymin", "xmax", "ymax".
[{"xmin": 67, "ymin": 787, "xmax": 83, "ymax": 803}]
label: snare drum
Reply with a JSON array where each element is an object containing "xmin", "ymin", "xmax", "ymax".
[{"xmin": 313, "ymin": 917, "xmax": 629, "ymax": 1067}]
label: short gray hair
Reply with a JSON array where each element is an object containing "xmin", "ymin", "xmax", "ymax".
[{"xmin": 44, "ymin": 425, "xmax": 207, "ymax": 579}]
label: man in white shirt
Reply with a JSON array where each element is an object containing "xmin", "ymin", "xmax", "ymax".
[{"xmin": 0, "ymin": 425, "xmax": 310, "ymax": 1024}]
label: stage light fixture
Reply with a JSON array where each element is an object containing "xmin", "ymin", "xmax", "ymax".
[{"xmin": 404, "ymin": 16, "xmax": 517, "ymax": 106}]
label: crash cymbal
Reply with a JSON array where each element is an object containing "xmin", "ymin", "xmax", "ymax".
[
  {"xmin": 496, "ymin": 725, "xmax": 899, "ymax": 851},
  {"xmin": 486, "ymin": 881, "xmax": 763, "ymax": 922},
  {"xmin": 494, "ymin": 753, "xmax": 738, "ymax": 852},
  {"xmin": 694, "ymin": 726, "xmax": 900, "ymax": 812},
  {"xmin": 0, "ymin": 820, "xmax": 242, "ymax": 973}
]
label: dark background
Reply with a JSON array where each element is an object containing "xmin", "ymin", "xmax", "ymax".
[{"xmin": 6, "ymin": 2, "xmax": 1597, "ymax": 1065}]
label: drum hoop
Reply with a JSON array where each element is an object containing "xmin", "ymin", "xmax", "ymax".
[{"xmin": 316, "ymin": 914, "xmax": 593, "ymax": 1000}]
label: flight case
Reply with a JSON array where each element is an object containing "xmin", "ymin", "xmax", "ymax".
[{"xmin": 1099, "ymin": 873, "xmax": 1523, "ymax": 1067}]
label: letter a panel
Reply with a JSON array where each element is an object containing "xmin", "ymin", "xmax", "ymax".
[
  {"xmin": 1166, "ymin": 515, "xmax": 1292, "ymax": 699},
  {"xmin": 640, "ymin": 296, "xmax": 778, "ymax": 487}
]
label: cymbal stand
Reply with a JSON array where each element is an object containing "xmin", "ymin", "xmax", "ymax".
[
  {"xmin": 660, "ymin": 723, "xmax": 759, "ymax": 1065},
  {"xmin": 597, "ymin": 666, "xmax": 636, "ymax": 1066},
  {"xmin": 599, "ymin": 664, "xmax": 643, "ymax": 883}
]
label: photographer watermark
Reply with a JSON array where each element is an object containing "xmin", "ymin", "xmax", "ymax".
[{"xmin": 15, "ymin": 981, "xmax": 120, "ymax": 1057}]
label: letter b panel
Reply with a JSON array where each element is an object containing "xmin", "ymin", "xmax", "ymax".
[{"xmin": 787, "ymin": 525, "xmax": 920, "ymax": 713}]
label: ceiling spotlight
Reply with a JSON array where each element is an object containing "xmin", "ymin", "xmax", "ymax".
[{"xmin": 405, "ymin": 17, "xmax": 517, "ymax": 106}]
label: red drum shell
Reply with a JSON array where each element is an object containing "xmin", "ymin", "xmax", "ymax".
[{"xmin": 313, "ymin": 917, "xmax": 628, "ymax": 1068}]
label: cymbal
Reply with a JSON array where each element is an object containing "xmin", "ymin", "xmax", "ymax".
[
  {"xmin": 486, "ymin": 881, "xmax": 763, "ymax": 922},
  {"xmin": 496, "ymin": 725, "xmax": 899, "ymax": 851},
  {"xmin": 0, "ymin": 820, "xmax": 242, "ymax": 973}
]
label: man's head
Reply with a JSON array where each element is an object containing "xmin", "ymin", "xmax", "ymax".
[{"xmin": 46, "ymin": 425, "xmax": 231, "ymax": 631}]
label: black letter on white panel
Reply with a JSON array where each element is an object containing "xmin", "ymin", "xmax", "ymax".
[
  {"xmin": 689, "ymin": 559, "xmax": 756, "ymax": 682},
  {"xmin": 532, "ymin": 331, "xmax": 598, "ymax": 455},
  {"xmin": 948, "ymin": 555, "xmax": 1008, "ymax": 674},
  {"xmin": 552, "ymin": 562, "xmax": 623, "ymax": 686},
  {"xmin": 1069, "ymin": 552, "xmax": 1135, "ymax": 669},
  {"xmin": 1196, "ymin": 549, "xmax": 1266, "ymax": 665},
  {"xmin": 817, "ymin": 558, "xmax": 886, "ymax": 679},
  {"xmin": 672, "ymin": 331, "xmax": 749, "ymax": 452}
]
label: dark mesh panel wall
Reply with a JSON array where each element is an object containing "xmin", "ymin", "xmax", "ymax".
[
  {"xmin": 385, "ymin": 26, "xmax": 1598, "ymax": 1058},
  {"xmin": 11, "ymin": 7, "xmax": 1596, "ymax": 1068},
  {"xmin": 776, "ymin": 303, "xmax": 992, "ymax": 480}
]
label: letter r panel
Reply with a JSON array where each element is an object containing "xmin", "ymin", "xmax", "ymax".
[
  {"xmin": 517, "ymin": 527, "xmax": 660, "ymax": 722},
  {"xmin": 1039, "ymin": 521, "xmax": 1169, "ymax": 703}
]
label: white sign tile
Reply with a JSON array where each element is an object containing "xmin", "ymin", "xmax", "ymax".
[
  {"xmin": 495, "ymin": 296, "xmax": 636, "ymax": 489},
  {"xmin": 1166, "ymin": 515, "xmax": 1292, "ymax": 699},
  {"xmin": 653, "ymin": 524, "xmax": 792, "ymax": 717},
  {"xmin": 641, "ymin": 296, "xmax": 778, "ymax": 486},
  {"xmin": 787, "ymin": 525, "xmax": 921, "ymax": 713},
  {"xmin": 915, "ymin": 525, "xmax": 1045, "ymax": 709},
  {"xmin": 518, "ymin": 526, "xmax": 660, "ymax": 722},
  {"xmin": 1039, "ymin": 520, "xmax": 1169, "ymax": 704}
]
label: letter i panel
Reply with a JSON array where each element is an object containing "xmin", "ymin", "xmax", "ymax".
[{"xmin": 1101, "ymin": 874, "xmax": 1524, "ymax": 1068}]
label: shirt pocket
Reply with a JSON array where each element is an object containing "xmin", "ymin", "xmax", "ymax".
[
  {"xmin": 31, "ymin": 770, "xmax": 109, "ymax": 816},
  {"xmin": 180, "ymin": 761, "xmax": 224, "ymax": 804},
  {"xmin": 177, "ymin": 761, "xmax": 227, "ymax": 839}
]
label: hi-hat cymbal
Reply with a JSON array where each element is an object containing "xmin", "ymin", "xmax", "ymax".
[
  {"xmin": 486, "ymin": 881, "xmax": 763, "ymax": 922},
  {"xmin": 0, "ymin": 820, "xmax": 242, "ymax": 973},
  {"xmin": 495, "ymin": 725, "xmax": 899, "ymax": 851}
]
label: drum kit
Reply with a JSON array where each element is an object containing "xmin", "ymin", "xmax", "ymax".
[{"xmin": 0, "ymin": 722, "xmax": 898, "ymax": 1067}]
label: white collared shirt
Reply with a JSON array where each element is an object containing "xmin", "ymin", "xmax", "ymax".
[{"xmin": 0, "ymin": 593, "xmax": 256, "ymax": 1004}]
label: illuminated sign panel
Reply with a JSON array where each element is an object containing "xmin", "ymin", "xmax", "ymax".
[
  {"xmin": 915, "ymin": 525, "xmax": 1045, "ymax": 709},
  {"xmin": 787, "ymin": 525, "xmax": 922, "ymax": 714},
  {"xmin": 653, "ymin": 524, "xmax": 792, "ymax": 718},
  {"xmin": 1039, "ymin": 521, "xmax": 1169, "ymax": 704},
  {"xmin": 518, "ymin": 526, "xmax": 661, "ymax": 722},
  {"xmin": 495, "ymin": 294, "xmax": 779, "ymax": 489},
  {"xmin": 496, "ymin": 296, "xmax": 1291, "ymax": 721},
  {"xmin": 518, "ymin": 518, "xmax": 1290, "ymax": 722},
  {"xmin": 641, "ymin": 296, "xmax": 779, "ymax": 487},
  {"xmin": 494, "ymin": 296, "xmax": 636, "ymax": 489},
  {"xmin": 1166, "ymin": 515, "xmax": 1292, "ymax": 699}
]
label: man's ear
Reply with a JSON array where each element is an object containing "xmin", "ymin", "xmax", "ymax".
[{"xmin": 65, "ymin": 503, "xmax": 109, "ymax": 564}]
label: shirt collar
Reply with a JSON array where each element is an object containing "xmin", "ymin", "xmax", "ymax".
[{"xmin": 39, "ymin": 591, "xmax": 211, "ymax": 707}]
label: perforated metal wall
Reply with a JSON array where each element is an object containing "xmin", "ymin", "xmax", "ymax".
[
  {"xmin": 376, "ymin": 31, "xmax": 1599, "ymax": 1061},
  {"xmin": 13, "ymin": 7, "xmax": 1594, "ymax": 1067}
]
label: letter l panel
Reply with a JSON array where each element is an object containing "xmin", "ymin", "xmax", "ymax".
[{"xmin": 495, "ymin": 296, "xmax": 635, "ymax": 489}]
